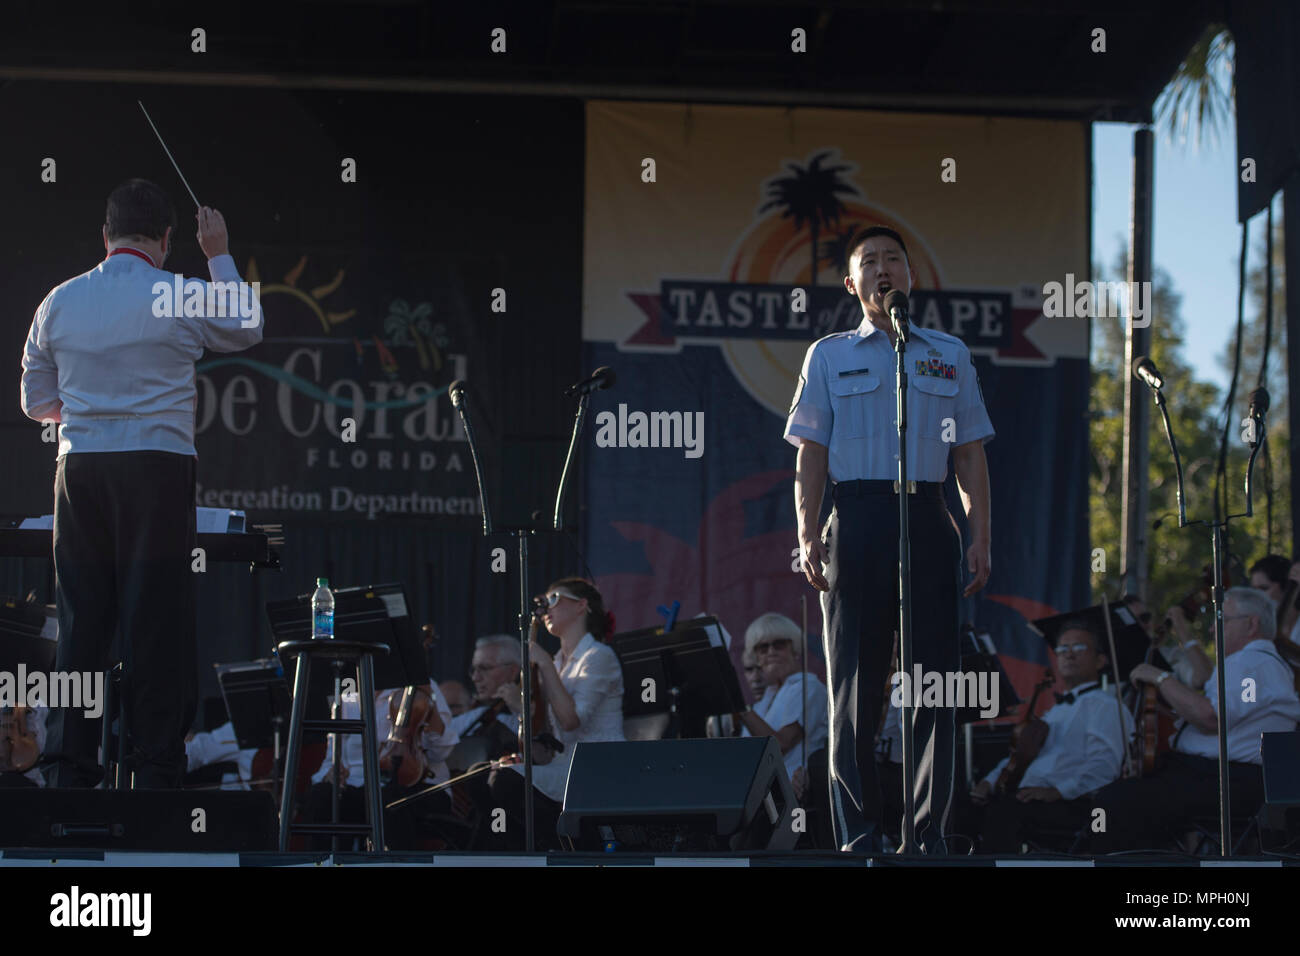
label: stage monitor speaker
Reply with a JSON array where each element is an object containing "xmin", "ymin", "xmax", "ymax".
[
  {"xmin": 1260, "ymin": 731, "xmax": 1300, "ymax": 844},
  {"xmin": 556, "ymin": 737, "xmax": 798, "ymax": 852},
  {"xmin": 0, "ymin": 788, "xmax": 278, "ymax": 852}
]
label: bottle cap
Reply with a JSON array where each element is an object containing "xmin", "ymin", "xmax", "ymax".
[{"xmin": 317, "ymin": 577, "xmax": 329, "ymax": 588}]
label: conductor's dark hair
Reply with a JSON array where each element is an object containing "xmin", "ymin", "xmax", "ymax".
[
  {"xmin": 845, "ymin": 225, "xmax": 909, "ymax": 272},
  {"xmin": 544, "ymin": 577, "xmax": 611, "ymax": 641},
  {"xmin": 106, "ymin": 179, "xmax": 175, "ymax": 242},
  {"xmin": 1249, "ymin": 554, "xmax": 1290, "ymax": 588},
  {"xmin": 1054, "ymin": 617, "xmax": 1104, "ymax": 657}
]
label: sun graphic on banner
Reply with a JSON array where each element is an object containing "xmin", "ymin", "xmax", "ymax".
[
  {"xmin": 245, "ymin": 255, "xmax": 356, "ymax": 333},
  {"xmin": 720, "ymin": 150, "xmax": 944, "ymax": 417}
]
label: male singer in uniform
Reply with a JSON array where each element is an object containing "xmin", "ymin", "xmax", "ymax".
[
  {"xmin": 20, "ymin": 179, "xmax": 262, "ymax": 788},
  {"xmin": 786, "ymin": 225, "xmax": 993, "ymax": 853}
]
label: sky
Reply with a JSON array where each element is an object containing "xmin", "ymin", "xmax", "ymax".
[{"xmin": 1091, "ymin": 68, "xmax": 1271, "ymax": 395}]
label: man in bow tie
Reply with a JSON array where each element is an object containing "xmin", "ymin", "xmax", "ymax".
[{"xmin": 967, "ymin": 619, "xmax": 1133, "ymax": 853}]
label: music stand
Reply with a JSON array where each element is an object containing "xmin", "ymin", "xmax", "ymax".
[
  {"xmin": 215, "ymin": 658, "xmax": 293, "ymax": 800},
  {"xmin": 0, "ymin": 599, "xmax": 56, "ymax": 674},
  {"xmin": 957, "ymin": 626, "xmax": 1019, "ymax": 725},
  {"xmin": 1031, "ymin": 603, "xmax": 1168, "ymax": 681},
  {"xmin": 266, "ymin": 582, "xmax": 427, "ymax": 693},
  {"xmin": 609, "ymin": 616, "xmax": 746, "ymax": 739}
]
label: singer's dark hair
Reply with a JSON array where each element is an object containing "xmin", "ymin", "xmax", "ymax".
[
  {"xmin": 844, "ymin": 225, "xmax": 909, "ymax": 272},
  {"xmin": 106, "ymin": 178, "xmax": 176, "ymax": 242},
  {"xmin": 1249, "ymin": 554, "xmax": 1290, "ymax": 588},
  {"xmin": 544, "ymin": 577, "xmax": 611, "ymax": 641}
]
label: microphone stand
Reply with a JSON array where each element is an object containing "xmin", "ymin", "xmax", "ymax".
[
  {"xmin": 892, "ymin": 313, "xmax": 917, "ymax": 855},
  {"xmin": 1147, "ymin": 382, "xmax": 1265, "ymax": 856},
  {"xmin": 452, "ymin": 377, "xmax": 602, "ymax": 854},
  {"xmin": 450, "ymin": 383, "xmax": 541, "ymax": 852}
]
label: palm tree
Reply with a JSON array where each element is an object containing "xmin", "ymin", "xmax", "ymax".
[
  {"xmin": 759, "ymin": 150, "xmax": 858, "ymax": 284},
  {"xmin": 384, "ymin": 300, "xmax": 435, "ymax": 370},
  {"xmin": 1157, "ymin": 24, "xmax": 1234, "ymax": 149}
]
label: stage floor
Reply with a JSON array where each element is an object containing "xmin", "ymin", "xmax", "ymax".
[{"xmin": 0, "ymin": 849, "xmax": 1293, "ymax": 867}]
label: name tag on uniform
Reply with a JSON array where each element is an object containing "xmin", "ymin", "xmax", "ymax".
[
  {"xmin": 914, "ymin": 358, "xmax": 956, "ymax": 380},
  {"xmin": 837, "ymin": 367, "xmax": 870, "ymax": 377}
]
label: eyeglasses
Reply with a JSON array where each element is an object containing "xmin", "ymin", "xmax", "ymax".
[
  {"xmin": 540, "ymin": 591, "xmax": 580, "ymax": 609},
  {"xmin": 1054, "ymin": 642, "xmax": 1091, "ymax": 656},
  {"xmin": 753, "ymin": 639, "xmax": 793, "ymax": 655}
]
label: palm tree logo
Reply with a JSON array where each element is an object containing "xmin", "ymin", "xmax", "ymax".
[
  {"xmin": 758, "ymin": 150, "xmax": 859, "ymax": 284},
  {"xmin": 384, "ymin": 299, "xmax": 446, "ymax": 370}
]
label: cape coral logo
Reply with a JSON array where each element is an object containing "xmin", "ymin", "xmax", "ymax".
[{"xmin": 619, "ymin": 148, "xmax": 1058, "ymax": 417}]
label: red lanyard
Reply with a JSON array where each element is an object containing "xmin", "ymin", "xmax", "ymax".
[{"xmin": 106, "ymin": 247, "xmax": 156, "ymax": 268}]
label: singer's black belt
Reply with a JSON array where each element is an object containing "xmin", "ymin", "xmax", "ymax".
[{"xmin": 833, "ymin": 479, "xmax": 943, "ymax": 499}]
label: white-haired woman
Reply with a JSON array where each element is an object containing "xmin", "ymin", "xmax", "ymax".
[{"xmin": 737, "ymin": 612, "xmax": 827, "ymax": 789}]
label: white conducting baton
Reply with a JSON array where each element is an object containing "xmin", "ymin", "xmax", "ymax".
[{"xmin": 137, "ymin": 100, "xmax": 201, "ymax": 209}]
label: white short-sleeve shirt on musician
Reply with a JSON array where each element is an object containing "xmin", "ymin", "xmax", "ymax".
[{"xmin": 783, "ymin": 320, "xmax": 994, "ymax": 483}]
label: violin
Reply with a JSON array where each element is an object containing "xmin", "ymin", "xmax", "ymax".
[
  {"xmin": 379, "ymin": 684, "xmax": 438, "ymax": 788},
  {"xmin": 0, "ymin": 705, "xmax": 39, "ymax": 775},
  {"xmin": 995, "ymin": 672, "xmax": 1054, "ymax": 796},
  {"xmin": 1132, "ymin": 570, "xmax": 1217, "ymax": 775},
  {"xmin": 377, "ymin": 620, "xmax": 444, "ymax": 788},
  {"xmin": 520, "ymin": 613, "xmax": 558, "ymax": 765}
]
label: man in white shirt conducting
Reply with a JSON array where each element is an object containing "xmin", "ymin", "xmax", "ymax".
[
  {"xmin": 22, "ymin": 180, "xmax": 262, "ymax": 789},
  {"xmin": 970, "ymin": 619, "xmax": 1133, "ymax": 853}
]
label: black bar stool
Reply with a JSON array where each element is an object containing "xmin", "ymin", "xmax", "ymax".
[{"xmin": 276, "ymin": 638, "xmax": 390, "ymax": 852}]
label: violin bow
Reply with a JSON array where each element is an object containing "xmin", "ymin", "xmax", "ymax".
[{"xmin": 1099, "ymin": 593, "xmax": 1135, "ymax": 777}]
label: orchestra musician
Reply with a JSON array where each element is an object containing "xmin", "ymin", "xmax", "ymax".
[
  {"xmin": 736, "ymin": 613, "xmax": 828, "ymax": 788},
  {"xmin": 969, "ymin": 618, "xmax": 1132, "ymax": 853},
  {"xmin": 0, "ymin": 704, "xmax": 48, "ymax": 788},
  {"xmin": 305, "ymin": 681, "xmax": 459, "ymax": 849},
  {"xmin": 1088, "ymin": 586, "xmax": 1300, "ymax": 852},
  {"xmin": 440, "ymin": 680, "xmax": 473, "ymax": 719},
  {"xmin": 470, "ymin": 578, "xmax": 625, "ymax": 851},
  {"xmin": 451, "ymin": 634, "xmax": 524, "ymax": 741}
]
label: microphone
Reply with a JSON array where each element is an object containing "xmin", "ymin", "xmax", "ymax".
[
  {"xmin": 1132, "ymin": 356, "xmax": 1164, "ymax": 391},
  {"xmin": 882, "ymin": 289, "xmax": 910, "ymax": 343},
  {"xmin": 564, "ymin": 366, "xmax": 616, "ymax": 397},
  {"xmin": 448, "ymin": 379, "xmax": 467, "ymax": 409},
  {"xmin": 1247, "ymin": 386, "xmax": 1269, "ymax": 449}
]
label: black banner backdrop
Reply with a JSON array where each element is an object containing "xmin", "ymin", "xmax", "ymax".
[{"xmin": 0, "ymin": 81, "xmax": 585, "ymax": 699}]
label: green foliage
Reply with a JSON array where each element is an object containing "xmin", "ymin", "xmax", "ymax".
[{"xmin": 1089, "ymin": 241, "xmax": 1290, "ymax": 619}]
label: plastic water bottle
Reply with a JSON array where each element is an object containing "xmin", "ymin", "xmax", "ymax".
[{"xmin": 312, "ymin": 577, "xmax": 335, "ymax": 639}]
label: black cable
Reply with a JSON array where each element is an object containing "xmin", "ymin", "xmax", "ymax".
[{"xmin": 1260, "ymin": 202, "xmax": 1276, "ymax": 550}]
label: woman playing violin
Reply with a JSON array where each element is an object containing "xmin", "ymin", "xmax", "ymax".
[{"xmin": 475, "ymin": 577, "xmax": 625, "ymax": 851}]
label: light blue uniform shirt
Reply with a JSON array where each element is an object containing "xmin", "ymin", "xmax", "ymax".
[
  {"xmin": 783, "ymin": 320, "xmax": 994, "ymax": 482},
  {"xmin": 21, "ymin": 250, "xmax": 263, "ymax": 457}
]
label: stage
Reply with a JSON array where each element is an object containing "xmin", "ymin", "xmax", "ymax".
[{"xmin": 0, "ymin": 848, "xmax": 1293, "ymax": 868}]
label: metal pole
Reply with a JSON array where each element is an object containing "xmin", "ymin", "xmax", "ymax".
[
  {"xmin": 1120, "ymin": 127, "xmax": 1155, "ymax": 599},
  {"xmin": 1284, "ymin": 174, "xmax": 1300, "ymax": 559}
]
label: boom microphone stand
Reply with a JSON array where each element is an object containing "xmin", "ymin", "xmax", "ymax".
[
  {"xmin": 450, "ymin": 369, "xmax": 612, "ymax": 853},
  {"xmin": 1135, "ymin": 357, "xmax": 1267, "ymax": 857},
  {"xmin": 450, "ymin": 381, "xmax": 542, "ymax": 852}
]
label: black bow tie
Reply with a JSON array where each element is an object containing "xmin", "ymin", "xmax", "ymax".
[{"xmin": 1054, "ymin": 684, "xmax": 1100, "ymax": 706}]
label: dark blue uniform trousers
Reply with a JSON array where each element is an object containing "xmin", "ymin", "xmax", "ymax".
[{"xmin": 821, "ymin": 483, "xmax": 962, "ymax": 853}]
